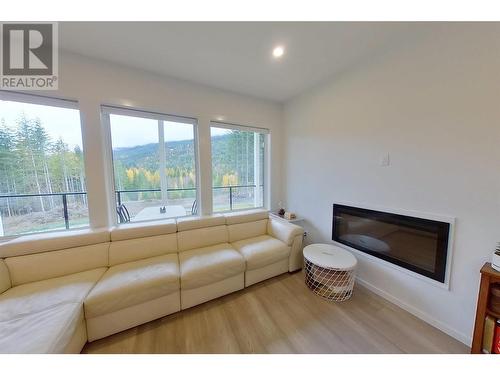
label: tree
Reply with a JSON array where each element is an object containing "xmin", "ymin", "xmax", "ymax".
[
  {"xmin": 74, "ymin": 145, "xmax": 86, "ymax": 205},
  {"xmin": 32, "ymin": 118, "xmax": 54, "ymax": 208},
  {"xmin": 0, "ymin": 108, "xmax": 89, "ymax": 230},
  {"xmin": 14, "ymin": 113, "xmax": 47, "ymax": 211},
  {"xmin": 52, "ymin": 138, "xmax": 70, "ymax": 193},
  {"xmin": 0, "ymin": 119, "xmax": 15, "ymax": 216}
]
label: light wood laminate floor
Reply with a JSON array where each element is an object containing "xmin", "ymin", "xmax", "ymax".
[{"xmin": 83, "ymin": 271, "xmax": 469, "ymax": 354}]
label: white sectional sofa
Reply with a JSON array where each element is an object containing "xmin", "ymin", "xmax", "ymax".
[{"xmin": 0, "ymin": 209, "xmax": 304, "ymax": 353}]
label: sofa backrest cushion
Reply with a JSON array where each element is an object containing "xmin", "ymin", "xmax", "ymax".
[
  {"xmin": 109, "ymin": 233, "xmax": 178, "ymax": 266},
  {"xmin": 177, "ymin": 225, "xmax": 228, "ymax": 252},
  {"xmin": 0, "ymin": 228, "xmax": 110, "ymax": 258},
  {"xmin": 176, "ymin": 215, "xmax": 225, "ymax": 232},
  {"xmin": 110, "ymin": 220, "xmax": 177, "ymax": 241},
  {"xmin": 227, "ymin": 219, "xmax": 268, "ymax": 243},
  {"xmin": 4, "ymin": 243, "xmax": 109, "ymax": 286},
  {"xmin": 0, "ymin": 259, "xmax": 11, "ymax": 294},
  {"xmin": 224, "ymin": 209, "xmax": 269, "ymax": 225}
]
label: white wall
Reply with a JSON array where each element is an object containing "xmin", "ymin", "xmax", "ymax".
[
  {"xmin": 50, "ymin": 51, "xmax": 284, "ymax": 228},
  {"xmin": 282, "ymin": 24, "xmax": 500, "ymax": 345}
]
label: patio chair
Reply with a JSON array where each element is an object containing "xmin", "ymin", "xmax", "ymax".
[
  {"xmin": 191, "ymin": 200, "xmax": 198, "ymax": 215},
  {"xmin": 116, "ymin": 204, "xmax": 131, "ymax": 223}
]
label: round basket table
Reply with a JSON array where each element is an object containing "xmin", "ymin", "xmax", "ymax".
[{"xmin": 303, "ymin": 244, "xmax": 357, "ymax": 301}]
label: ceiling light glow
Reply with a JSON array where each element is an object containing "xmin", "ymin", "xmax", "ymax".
[{"xmin": 272, "ymin": 46, "xmax": 285, "ymax": 58}]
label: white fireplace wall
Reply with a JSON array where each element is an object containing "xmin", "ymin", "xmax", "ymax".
[{"xmin": 282, "ymin": 23, "xmax": 500, "ymax": 345}]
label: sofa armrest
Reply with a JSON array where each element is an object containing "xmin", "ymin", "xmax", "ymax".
[
  {"xmin": 267, "ymin": 218, "xmax": 305, "ymax": 272},
  {"xmin": 288, "ymin": 234, "xmax": 305, "ymax": 272},
  {"xmin": 0, "ymin": 259, "xmax": 11, "ymax": 294},
  {"xmin": 267, "ymin": 218, "xmax": 304, "ymax": 246}
]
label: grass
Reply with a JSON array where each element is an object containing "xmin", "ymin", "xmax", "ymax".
[{"xmin": 3, "ymin": 217, "xmax": 89, "ymax": 237}]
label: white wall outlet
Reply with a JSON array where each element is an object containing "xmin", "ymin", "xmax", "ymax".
[{"xmin": 380, "ymin": 153, "xmax": 390, "ymax": 167}]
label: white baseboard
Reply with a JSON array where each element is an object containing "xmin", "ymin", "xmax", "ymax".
[{"xmin": 356, "ymin": 276, "xmax": 471, "ymax": 347}]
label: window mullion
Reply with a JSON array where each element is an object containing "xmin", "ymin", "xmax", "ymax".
[
  {"xmin": 158, "ymin": 120, "xmax": 168, "ymax": 205},
  {"xmin": 254, "ymin": 132, "xmax": 262, "ymax": 207}
]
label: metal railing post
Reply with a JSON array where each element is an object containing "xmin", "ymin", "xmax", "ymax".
[
  {"xmin": 62, "ymin": 194, "xmax": 69, "ymax": 230},
  {"xmin": 229, "ymin": 186, "xmax": 233, "ymax": 211},
  {"xmin": 117, "ymin": 191, "xmax": 122, "ymax": 206}
]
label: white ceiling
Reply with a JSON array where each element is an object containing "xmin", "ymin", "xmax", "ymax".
[{"xmin": 60, "ymin": 22, "xmax": 435, "ymax": 103}]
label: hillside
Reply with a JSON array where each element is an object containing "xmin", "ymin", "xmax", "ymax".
[
  {"xmin": 113, "ymin": 134, "xmax": 228, "ymax": 170},
  {"xmin": 112, "ymin": 132, "xmax": 260, "ymax": 190}
]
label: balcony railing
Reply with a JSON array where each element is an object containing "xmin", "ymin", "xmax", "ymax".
[
  {"xmin": 0, "ymin": 191, "xmax": 87, "ymax": 231},
  {"xmin": 115, "ymin": 187, "xmax": 196, "ymax": 207},
  {"xmin": 116, "ymin": 184, "xmax": 262, "ymax": 211},
  {"xmin": 0, "ymin": 184, "xmax": 263, "ymax": 234},
  {"xmin": 213, "ymin": 184, "xmax": 260, "ymax": 211}
]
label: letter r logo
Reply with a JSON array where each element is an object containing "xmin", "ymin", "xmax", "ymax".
[{"xmin": 2, "ymin": 23, "xmax": 53, "ymax": 75}]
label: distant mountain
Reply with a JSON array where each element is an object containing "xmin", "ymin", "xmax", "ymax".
[{"xmin": 113, "ymin": 134, "xmax": 230, "ymax": 171}]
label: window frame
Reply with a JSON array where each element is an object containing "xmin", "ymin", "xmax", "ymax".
[
  {"xmin": 0, "ymin": 91, "xmax": 88, "ymax": 239},
  {"xmin": 101, "ymin": 105, "xmax": 200, "ymax": 225},
  {"xmin": 0, "ymin": 91, "xmax": 79, "ymax": 111},
  {"xmin": 209, "ymin": 120, "xmax": 269, "ymax": 214}
]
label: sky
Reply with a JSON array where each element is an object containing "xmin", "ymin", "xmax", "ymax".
[
  {"xmin": 0, "ymin": 100, "xmax": 83, "ymax": 149},
  {"xmin": 110, "ymin": 114, "xmax": 198, "ymax": 148},
  {"xmin": 109, "ymin": 114, "xmax": 231, "ymax": 148},
  {"xmin": 0, "ymin": 99, "xmax": 233, "ymax": 150}
]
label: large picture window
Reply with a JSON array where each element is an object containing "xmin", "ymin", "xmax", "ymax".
[
  {"xmin": 210, "ymin": 122, "xmax": 267, "ymax": 212},
  {"xmin": 0, "ymin": 93, "xmax": 88, "ymax": 237},
  {"xmin": 104, "ymin": 107, "xmax": 198, "ymax": 223}
]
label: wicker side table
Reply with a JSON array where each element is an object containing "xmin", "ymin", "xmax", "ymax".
[{"xmin": 303, "ymin": 244, "xmax": 357, "ymax": 301}]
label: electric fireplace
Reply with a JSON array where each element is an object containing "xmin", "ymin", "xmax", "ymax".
[{"xmin": 332, "ymin": 204, "xmax": 451, "ymax": 283}]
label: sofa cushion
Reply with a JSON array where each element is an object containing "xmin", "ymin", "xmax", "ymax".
[
  {"xmin": 0, "ymin": 228, "xmax": 109, "ymax": 258},
  {"xmin": 224, "ymin": 209, "xmax": 269, "ymax": 225},
  {"xmin": 0, "ymin": 259, "xmax": 11, "ymax": 294},
  {"xmin": 227, "ymin": 219, "xmax": 268, "ymax": 243},
  {"xmin": 110, "ymin": 220, "xmax": 177, "ymax": 241},
  {"xmin": 84, "ymin": 254, "xmax": 179, "ymax": 318},
  {"xmin": 179, "ymin": 243, "xmax": 245, "ymax": 290},
  {"xmin": 176, "ymin": 215, "xmax": 225, "ymax": 231},
  {"xmin": 5, "ymin": 243, "xmax": 109, "ymax": 286},
  {"xmin": 108, "ymin": 233, "xmax": 178, "ymax": 266},
  {"xmin": 232, "ymin": 235, "xmax": 290, "ymax": 271},
  {"xmin": 177, "ymin": 225, "xmax": 228, "ymax": 252},
  {"xmin": 0, "ymin": 268, "xmax": 106, "ymax": 353}
]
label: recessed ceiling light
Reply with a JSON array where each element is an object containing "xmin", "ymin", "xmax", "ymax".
[{"xmin": 272, "ymin": 46, "xmax": 285, "ymax": 58}]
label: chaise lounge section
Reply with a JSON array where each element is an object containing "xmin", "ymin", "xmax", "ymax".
[
  {"xmin": 0, "ymin": 229, "xmax": 109, "ymax": 353},
  {"xmin": 0, "ymin": 209, "xmax": 304, "ymax": 353}
]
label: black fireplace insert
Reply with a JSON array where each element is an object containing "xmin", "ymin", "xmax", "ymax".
[{"xmin": 332, "ymin": 204, "xmax": 450, "ymax": 282}]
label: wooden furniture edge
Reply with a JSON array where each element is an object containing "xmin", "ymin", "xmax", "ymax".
[{"xmin": 471, "ymin": 262, "xmax": 500, "ymax": 353}]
